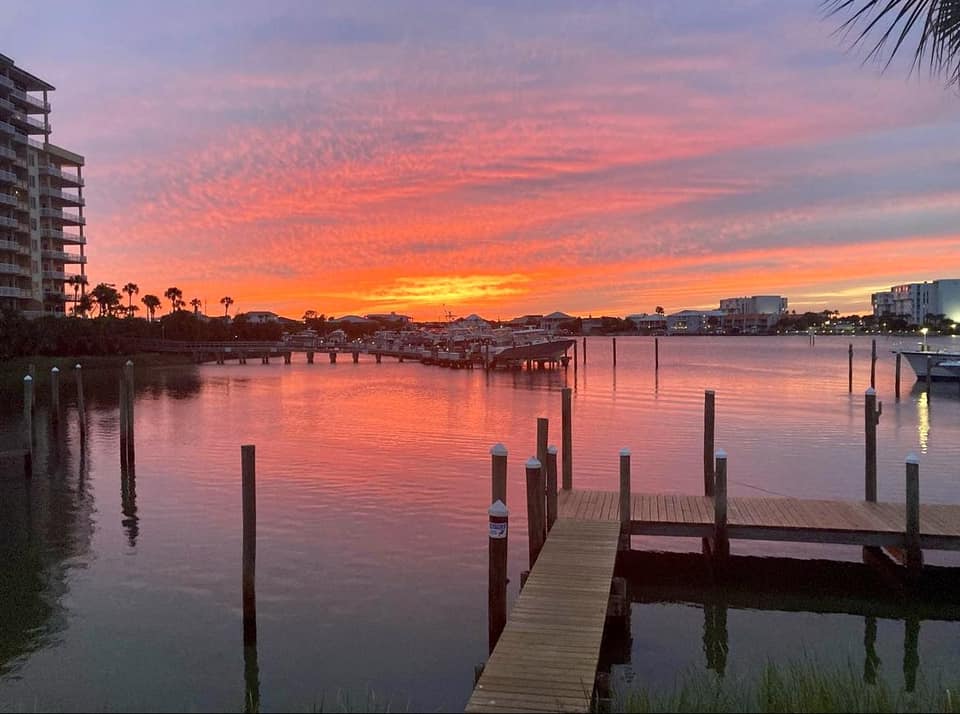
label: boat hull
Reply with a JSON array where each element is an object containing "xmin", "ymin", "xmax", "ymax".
[{"xmin": 900, "ymin": 351, "xmax": 960, "ymax": 381}]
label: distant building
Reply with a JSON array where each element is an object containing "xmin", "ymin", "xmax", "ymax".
[
  {"xmin": 719, "ymin": 296, "xmax": 788, "ymax": 315},
  {"xmin": 723, "ymin": 312, "xmax": 780, "ymax": 334},
  {"xmin": 243, "ymin": 311, "xmax": 280, "ymax": 324},
  {"xmin": 328, "ymin": 314, "xmax": 377, "ymax": 327},
  {"xmin": 508, "ymin": 314, "xmax": 542, "ymax": 327},
  {"xmin": 366, "ymin": 312, "xmax": 411, "ymax": 325},
  {"xmin": 667, "ymin": 309, "xmax": 726, "ymax": 335},
  {"xmin": 541, "ymin": 311, "xmax": 573, "ymax": 334},
  {"xmin": 0, "ymin": 54, "xmax": 87, "ymax": 316},
  {"xmin": 626, "ymin": 313, "xmax": 667, "ymax": 332},
  {"xmin": 875, "ymin": 279, "xmax": 960, "ymax": 324}
]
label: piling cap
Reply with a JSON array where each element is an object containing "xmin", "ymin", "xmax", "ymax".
[
  {"xmin": 490, "ymin": 443, "xmax": 507, "ymax": 457},
  {"xmin": 865, "ymin": 387, "xmax": 876, "ymax": 396},
  {"xmin": 906, "ymin": 452, "xmax": 920, "ymax": 465},
  {"xmin": 715, "ymin": 448, "xmax": 727, "ymax": 460},
  {"xmin": 620, "ymin": 447, "xmax": 631, "ymax": 457},
  {"xmin": 75, "ymin": 364, "xmax": 82, "ymax": 369},
  {"xmin": 489, "ymin": 499, "xmax": 509, "ymax": 517},
  {"xmin": 23, "ymin": 375, "xmax": 32, "ymax": 382},
  {"xmin": 547, "ymin": 445, "xmax": 558, "ymax": 455},
  {"xmin": 526, "ymin": 456, "xmax": 542, "ymax": 469},
  {"xmin": 125, "ymin": 360, "xmax": 134, "ymax": 367},
  {"xmin": 51, "ymin": 367, "xmax": 59, "ymax": 373}
]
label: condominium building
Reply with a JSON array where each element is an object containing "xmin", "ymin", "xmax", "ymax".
[
  {"xmin": 0, "ymin": 53, "xmax": 86, "ymax": 316},
  {"xmin": 719, "ymin": 295, "xmax": 788, "ymax": 315},
  {"xmin": 873, "ymin": 279, "xmax": 960, "ymax": 325}
]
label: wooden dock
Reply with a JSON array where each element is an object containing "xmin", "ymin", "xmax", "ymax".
[{"xmin": 466, "ymin": 519, "xmax": 621, "ymax": 713}]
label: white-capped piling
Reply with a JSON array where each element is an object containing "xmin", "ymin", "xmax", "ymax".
[
  {"xmin": 50, "ymin": 367, "xmax": 60, "ymax": 421},
  {"xmin": 865, "ymin": 388, "xmax": 879, "ymax": 502},
  {"xmin": 619, "ymin": 447, "xmax": 631, "ymax": 552},
  {"xmin": 546, "ymin": 445, "xmax": 558, "ymax": 530},
  {"xmin": 490, "ymin": 443, "xmax": 507, "ymax": 505},
  {"xmin": 488, "ymin": 499, "xmax": 508, "ymax": 654},
  {"xmin": 525, "ymin": 456, "xmax": 546, "ymax": 569},
  {"xmin": 905, "ymin": 453, "xmax": 922, "ymax": 572},
  {"xmin": 714, "ymin": 449, "xmax": 729, "ymax": 560}
]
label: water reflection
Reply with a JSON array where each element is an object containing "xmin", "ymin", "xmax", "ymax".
[{"xmin": 916, "ymin": 390, "xmax": 930, "ymax": 454}]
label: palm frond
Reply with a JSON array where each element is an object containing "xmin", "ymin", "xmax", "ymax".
[{"xmin": 823, "ymin": 0, "xmax": 960, "ymax": 88}]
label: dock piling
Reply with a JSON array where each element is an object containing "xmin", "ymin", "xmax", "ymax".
[
  {"xmin": 561, "ymin": 388, "xmax": 572, "ymax": 490},
  {"xmin": 865, "ymin": 388, "xmax": 878, "ymax": 502},
  {"xmin": 573, "ymin": 341, "xmax": 578, "ymax": 377},
  {"xmin": 905, "ymin": 453, "xmax": 922, "ymax": 572},
  {"xmin": 119, "ymin": 376, "xmax": 129, "ymax": 469},
  {"xmin": 895, "ymin": 353, "xmax": 901, "ymax": 400},
  {"xmin": 491, "ymin": 443, "xmax": 507, "ymax": 504},
  {"xmin": 926, "ymin": 355, "xmax": 932, "ymax": 397},
  {"xmin": 50, "ymin": 367, "xmax": 60, "ymax": 420},
  {"xmin": 525, "ymin": 457, "xmax": 546, "ymax": 569},
  {"xmin": 75, "ymin": 364, "xmax": 86, "ymax": 440},
  {"xmin": 536, "ymin": 418, "xmax": 549, "ymax": 538},
  {"xmin": 124, "ymin": 361, "xmax": 136, "ymax": 468},
  {"xmin": 870, "ymin": 339, "xmax": 877, "ymax": 390},
  {"xmin": 714, "ymin": 450, "xmax": 729, "ymax": 561},
  {"xmin": 703, "ymin": 390, "xmax": 715, "ymax": 497},
  {"xmin": 655, "ymin": 338, "xmax": 659, "ymax": 371},
  {"xmin": 352, "ymin": 351, "xmax": 360, "ymax": 363},
  {"xmin": 619, "ymin": 448, "xmax": 631, "ymax": 552},
  {"xmin": 306, "ymin": 351, "xmax": 314, "ymax": 364},
  {"xmin": 848, "ymin": 344, "xmax": 853, "ymax": 393},
  {"xmin": 241, "ymin": 444, "xmax": 257, "ymax": 646},
  {"xmin": 329, "ymin": 351, "xmax": 337, "ymax": 364},
  {"xmin": 612, "ymin": 337, "xmax": 617, "ymax": 367},
  {"xmin": 23, "ymin": 375, "xmax": 33, "ymax": 477},
  {"xmin": 546, "ymin": 446, "xmax": 558, "ymax": 531},
  {"xmin": 28, "ymin": 363, "xmax": 36, "ymax": 405},
  {"xmin": 488, "ymin": 499, "xmax": 508, "ymax": 655},
  {"xmin": 582, "ymin": 337, "xmax": 587, "ymax": 364}
]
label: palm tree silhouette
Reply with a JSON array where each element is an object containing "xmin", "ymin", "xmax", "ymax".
[
  {"xmin": 142, "ymin": 294, "xmax": 161, "ymax": 322},
  {"xmin": 190, "ymin": 297, "xmax": 202, "ymax": 315},
  {"xmin": 164, "ymin": 287, "xmax": 183, "ymax": 314},
  {"xmin": 123, "ymin": 282, "xmax": 139, "ymax": 317},
  {"xmin": 220, "ymin": 296, "xmax": 234, "ymax": 317}
]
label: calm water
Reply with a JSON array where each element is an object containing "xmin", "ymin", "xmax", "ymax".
[{"xmin": 2, "ymin": 335, "xmax": 960, "ymax": 711}]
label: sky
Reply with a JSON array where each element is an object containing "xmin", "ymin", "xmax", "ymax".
[{"xmin": 4, "ymin": 1, "xmax": 960, "ymax": 320}]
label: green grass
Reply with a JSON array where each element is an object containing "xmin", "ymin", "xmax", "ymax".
[{"xmin": 613, "ymin": 660, "xmax": 960, "ymax": 713}]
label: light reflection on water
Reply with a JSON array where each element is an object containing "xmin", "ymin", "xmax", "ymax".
[{"xmin": 1, "ymin": 336, "xmax": 959, "ymax": 711}]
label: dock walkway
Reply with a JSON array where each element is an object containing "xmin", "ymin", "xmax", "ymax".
[{"xmin": 466, "ymin": 518, "xmax": 621, "ymax": 713}]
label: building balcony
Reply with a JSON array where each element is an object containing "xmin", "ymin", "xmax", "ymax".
[
  {"xmin": 0, "ymin": 97, "xmax": 13, "ymax": 114},
  {"xmin": 42, "ymin": 249, "xmax": 86, "ymax": 264},
  {"xmin": 0, "ymin": 239, "xmax": 27, "ymax": 254},
  {"xmin": 42, "ymin": 227, "xmax": 86, "ymax": 245},
  {"xmin": 9, "ymin": 88, "xmax": 50, "ymax": 113},
  {"xmin": 0, "ymin": 75, "xmax": 13, "ymax": 90},
  {"xmin": 0, "ymin": 262, "xmax": 29, "ymax": 277},
  {"xmin": 40, "ymin": 207, "xmax": 85, "ymax": 225},
  {"xmin": 27, "ymin": 137, "xmax": 45, "ymax": 150},
  {"xmin": 0, "ymin": 120, "xmax": 16, "ymax": 136},
  {"xmin": 0, "ymin": 286, "xmax": 31, "ymax": 299},
  {"xmin": 43, "ymin": 270, "xmax": 69, "ymax": 281},
  {"xmin": 40, "ymin": 185, "xmax": 84, "ymax": 206},
  {"xmin": 0, "ymin": 168, "xmax": 16, "ymax": 184},
  {"xmin": 0, "ymin": 191, "xmax": 16, "ymax": 207},
  {"xmin": 0, "ymin": 216, "xmax": 17, "ymax": 229},
  {"xmin": 0, "ymin": 145, "xmax": 16, "ymax": 161},
  {"xmin": 9, "ymin": 110, "xmax": 48, "ymax": 134},
  {"xmin": 40, "ymin": 164, "xmax": 83, "ymax": 187}
]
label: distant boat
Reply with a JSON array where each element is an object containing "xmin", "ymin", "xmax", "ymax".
[{"xmin": 899, "ymin": 349, "xmax": 960, "ymax": 381}]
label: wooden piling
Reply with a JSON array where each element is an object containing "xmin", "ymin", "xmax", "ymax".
[
  {"xmin": 491, "ymin": 443, "xmax": 507, "ymax": 504},
  {"xmin": 124, "ymin": 361, "xmax": 136, "ymax": 467},
  {"xmin": 75, "ymin": 364, "xmax": 86, "ymax": 440},
  {"xmin": 525, "ymin": 457, "xmax": 546, "ymax": 569},
  {"xmin": 488, "ymin": 499, "xmax": 508, "ymax": 654},
  {"xmin": 306, "ymin": 351, "xmax": 314, "ymax": 364},
  {"xmin": 870, "ymin": 339, "xmax": 877, "ymax": 390},
  {"xmin": 546, "ymin": 445, "xmax": 558, "ymax": 531},
  {"xmin": 703, "ymin": 390, "xmax": 715, "ymax": 498},
  {"xmin": 655, "ymin": 338, "xmax": 659, "ymax": 371},
  {"xmin": 561, "ymin": 387, "xmax": 572, "ymax": 490},
  {"xmin": 50, "ymin": 367, "xmax": 60, "ymax": 421},
  {"xmin": 848, "ymin": 344, "xmax": 853, "ymax": 394},
  {"xmin": 352, "ymin": 351, "xmax": 360, "ymax": 363},
  {"xmin": 895, "ymin": 352, "xmax": 901, "ymax": 400},
  {"xmin": 573, "ymin": 342, "xmax": 578, "ymax": 377},
  {"xmin": 905, "ymin": 453, "xmax": 922, "ymax": 572},
  {"xmin": 119, "ymin": 376, "xmax": 128, "ymax": 468},
  {"xmin": 865, "ymin": 388, "xmax": 878, "ymax": 502},
  {"xmin": 714, "ymin": 450, "xmax": 729, "ymax": 560},
  {"xmin": 536, "ymin": 418, "xmax": 549, "ymax": 538},
  {"xmin": 241, "ymin": 444, "xmax": 257, "ymax": 646},
  {"xmin": 23, "ymin": 375, "xmax": 33, "ymax": 477},
  {"xmin": 28, "ymin": 363, "xmax": 36, "ymax": 405},
  {"xmin": 375, "ymin": 352, "xmax": 382, "ymax": 364},
  {"xmin": 283, "ymin": 352, "xmax": 291, "ymax": 365},
  {"xmin": 582, "ymin": 337, "xmax": 587, "ymax": 364},
  {"xmin": 612, "ymin": 337, "xmax": 617, "ymax": 367},
  {"xmin": 329, "ymin": 351, "xmax": 337, "ymax": 364},
  {"xmin": 619, "ymin": 448, "xmax": 631, "ymax": 552}
]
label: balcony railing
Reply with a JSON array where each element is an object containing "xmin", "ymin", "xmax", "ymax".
[
  {"xmin": 0, "ymin": 286, "xmax": 31, "ymax": 299},
  {"xmin": 41, "ymin": 228, "xmax": 86, "ymax": 244},
  {"xmin": 0, "ymin": 192, "xmax": 16, "ymax": 207},
  {"xmin": 0, "ymin": 262, "xmax": 28, "ymax": 276},
  {"xmin": 10, "ymin": 111, "xmax": 48, "ymax": 133},
  {"xmin": 43, "ymin": 270, "xmax": 69, "ymax": 281},
  {"xmin": 39, "ymin": 164, "xmax": 83, "ymax": 186},
  {"xmin": 40, "ymin": 207, "xmax": 85, "ymax": 225},
  {"xmin": 9, "ymin": 88, "xmax": 50, "ymax": 112},
  {"xmin": 0, "ymin": 75, "xmax": 13, "ymax": 90},
  {"xmin": 0, "ymin": 98, "xmax": 13, "ymax": 113},
  {"xmin": 0, "ymin": 169, "xmax": 15, "ymax": 184},
  {"xmin": 0, "ymin": 121, "xmax": 15, "ymax": 136},
  {"xmin": 40, "ymin": 186, "xmax": 84, "ymax": 206},
  {"xmin": 0, "ymin": 239, "xmax": 24, "ymax": 253},
  {"xmin": 0, "ymin": 216, "xmax": 17, "ymax": 229},
  {"xmin": 0, "ymin": 146, "xmax": 15, "ymax": 161},
  {"xmin": 27, "ymin": 137, "xmax": 45, "ymax": 150},
  {"xmin": 42, "ymin": 249, "xmax": 86, "ymax": 264}
]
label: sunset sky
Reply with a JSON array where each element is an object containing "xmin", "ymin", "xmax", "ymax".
[{"xmin": 5, "ymin": 1, "xmax": 960, "ymax": 320}]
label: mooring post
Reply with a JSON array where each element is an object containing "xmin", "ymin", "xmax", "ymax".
[
  {"xmin": 283, "ymin": 352, "xmax": 291, "ymax": 365},
  {"xmin": 50, "ymin": 367, "xmax": 60, "ymax": 421},
  {"xmin": 124, "ymin": 360, "xmax": 136, "ymax": 468},
  {"xmin": 714, "ymin": 450, "xmax": 729, "ymax": 561},
  {"xmin": 573, "ymin": 341, "xmax": 578, "ymax": 374},
  {"xmin": 546, "ymin": 445, "xmax": 558, "ymax": 531},
  {"xmin": 612, "ymin": 337, "xmax": 617, "ymax": 367},
  {"xmin": 904, "ymin": 616, "xmax": 920, "ymax": 693},
  {"xmin": 241, "ymin": 444, "xmax": 257, "ymax": 646},
  {"xmin": 352, "ymin": 351, "xmax": 359, "ymax": 363},
  {"xmin": 119, "ymin": 376, "xmax": 128, "ymax": 469},
  {"xmin": 582, "ymin": 337, "xmax": 587, "ymax": 364},
  {"xmin": 619, "ymin": 448, "xmax": 631, "ymax": 552},
  {"xmin": 28, "ymin": 363, "xmax": 36, "ymax": 405},
  {"xmin": 525, "ymin": 457, "xmax": 546, "ymax": 569},
  {"xmin": 491, "ymin": 443, "xmax": 507, "ymax": 505},
  {"xmin": 905, "ymin": 453, "xmax": 922, "ymax": 572},
  {"xmin": 23, "ymin": 375, "xmax": 33, "ymax": 477},
  {"xmin": 848, "ymin": 343, "xmax": 853, "ymax": 394},
  {"xmin": 925, "ymin": 354, "xmax": 932, "ymax": 397},
  {"xmin": 561, "ymin": 387, "xmax": 572, "ymax": 490},
  {"xmin": 75, "ymin": 364, "xmax": 86, "ymax": 440},
  {"xmin": 870, "ymin": 339, "xmax": 877, "ymax": 390},
  {"xmin": 536, "ymin": 418, "xmax": 549, "ymax": 539},
  {"xmin": 655, "ymin": 337, "xmax": 659, "ymax": 371},
  {"xmin": 703, "ymin": 390, "xmax": 715, "ymax": 497},
  {"xmin": 488, "ymin": 499, "xmax": 508, "ymax": 655},
  {"xmin": 329, "ymin": 351, "xmax": 337, "ymax": 364},
  {"xmin": 895, "ymin": 352, "xmax": 902, "ymax": 400},
  {"xmin": 865, "ymin": 388, "xmax": 879, "ymax": 502}
]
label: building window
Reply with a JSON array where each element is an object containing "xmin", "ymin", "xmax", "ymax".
[
  {"xmin": 30, "ymin": 219, "xmax": 37, "ymax": 230},
  {"xmin": 29, "ymin": 176, "xmax": 35, "ymax": 186},
  {"xmin": 30, "ymin": 197, "xmax": 36, "ymax": 208},
  {"xmin": 29, "ymin": 154, "xmax": 35, "ymax": 166}
]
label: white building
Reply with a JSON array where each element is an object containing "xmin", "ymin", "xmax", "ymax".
[
  {"xmin": 877, "ymin": 280, "xmax": 960, "ymax": 324},
  {"xmin": 667, "ymin": 309, "xmax": 727, "ymax": 335},
  {"xmin": 0, "ymin": 54, "xmax": 87, "ymax": 316},
  {"xmin": 719, "ymin": 295, "xmax": 788, "ymax": 315}
]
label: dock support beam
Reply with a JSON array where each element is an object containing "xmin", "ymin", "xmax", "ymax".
[
  {"xmin": 306, "ymin": 351, "xmax": 314, "ymax": 364},
  {"xmin": 353, "ymin": 351, "xmax": 360, "ymax": 363},
  {"xmin": 582, "ymin": 337, "xmax": 587, "ymax": 364},
  {"xmin": 488, "ymin": 499, "xmax": 508, "ymax": 655},
  {"xmin": 713, "ymin": 450, "xmax": 729, "ymax": 562},
  {"xmin": 619, "ymin": 448, "xmax": 631, "ymax": 552},
  {"xmin": 241, "ymin": 445, "xmax": 257, "ymax": 647},
  {"xmin": 525, "ymin": 457, "xmax": 546, "ymax": 569},
  {"xmin": 561, "ymin": 388, "xmax": 572, "ymax": 490},
  {"xmin": 905, "ymin": 454, "xmax": 922, "ymax": 572}
]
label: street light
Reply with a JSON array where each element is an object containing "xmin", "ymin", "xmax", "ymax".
[{"xmin": 921, "ymin": 326, "xmax": 929, "ymax": 351}]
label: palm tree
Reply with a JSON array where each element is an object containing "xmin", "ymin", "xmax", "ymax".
[
  {"xmin": 655, "ymin": 306, "xmax": 665, "ymax": 316},
  {"xmin": 164, "ymin": 286, "xmax": 183, "ymax": 314},
  {"xmin": 141, "ymin": 294, "xmax": 161, "ymax": 322},
  {"xmin": 73, "ymin": 293, "xmax": 93, "ymax": 318},
  {"xmin": 90, "ymin": 282, "xmax": 120, "ymax": 318},
  {"xmin": 190, "ymin": 297, "xmax": 202, "ymax": 315},
  {"xmin": 825, "ymin": 1, "xmax": 960, "ymax": 88},
  {"xmin": 67, "ymin": 275, "xmax": 81, "ymax": 309},
  {"xmin": 221, "ymin": 296, "xmax": 234, "ymax": 317},
  {"xmin": 123, "ymin": 282, "xmax": 139, "ymax": 317}
]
